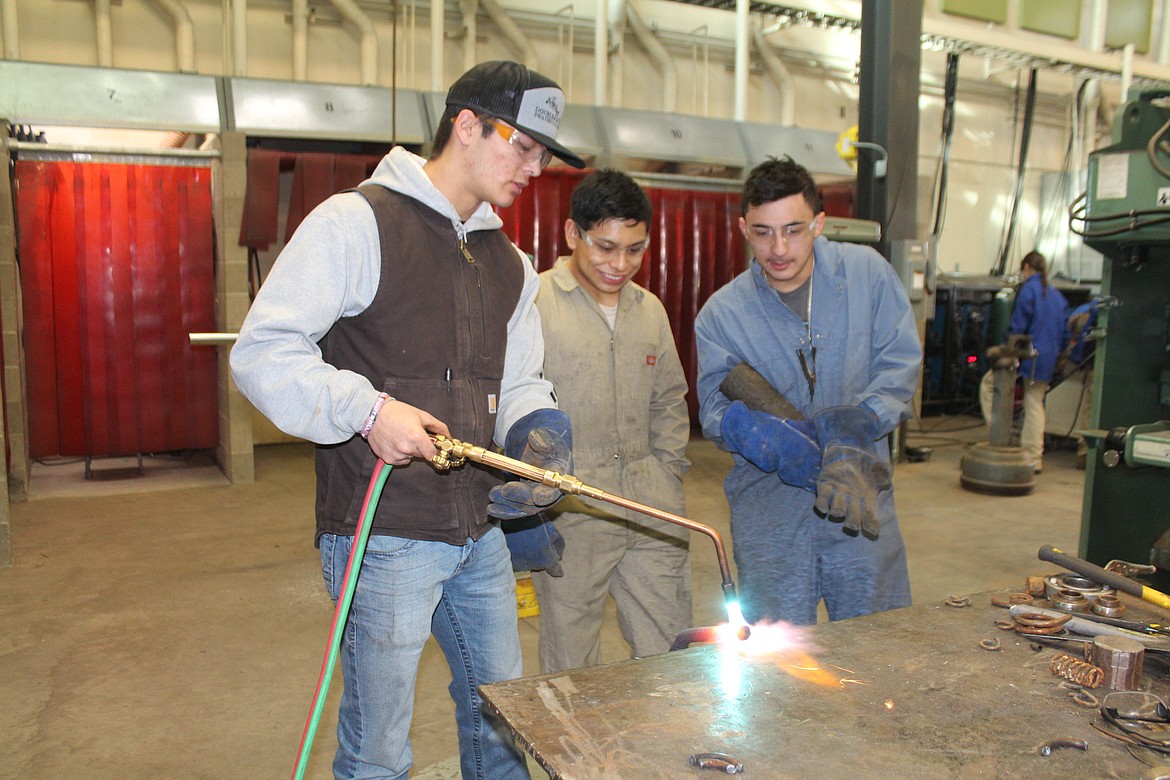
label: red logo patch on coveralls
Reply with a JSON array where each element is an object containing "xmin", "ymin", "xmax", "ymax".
[{"xmin": 646, "ymin": 355, "xmax": 657, "ymax": 366}]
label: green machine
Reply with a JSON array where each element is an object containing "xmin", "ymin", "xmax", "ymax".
[{"xmin": 1077, "ymin": 88, "xmax": 1170, "ymax": 578}]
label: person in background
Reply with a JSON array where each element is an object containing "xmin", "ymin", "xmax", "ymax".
[
  {"xmin": 230, "ymin": 60, "xmax": 585, "ymax": 780},
  {"xmin": 530, "ymin": 169, "xmax": 692, "ymax": 671},
  {"xmin": 694, "ymin": 155, "xmax": 921, "ymax": 627},
  {"xmin": 979, "ymin": 250, "xmax": 1069, "ymax": 474}
]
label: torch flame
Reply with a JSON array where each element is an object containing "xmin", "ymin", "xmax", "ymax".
[
  {"xmin": 725, "ymin": 600, "xmax": 747, "ymax": 631},
  {"xmin": 715, "ymin": 619, "xmax": 859, "ymax": 688}
]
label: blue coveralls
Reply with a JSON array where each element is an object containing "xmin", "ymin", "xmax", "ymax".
[
  {"xmin": 695, "ymin": 237, "xmax": 922, "ymax": 625},
  {"xmin": 1010, "ymin": 273, "xmax": 1070, "ymax": 383}
]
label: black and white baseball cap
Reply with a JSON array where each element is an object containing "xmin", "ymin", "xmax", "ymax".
[{"xmin": 446, "ymin": 60, "xmax": 586, "ymax": 169}]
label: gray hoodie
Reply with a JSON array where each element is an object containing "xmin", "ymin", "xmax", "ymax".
[{"xmin": 230, "ymin": 146, "xmax": 555, "ymax": 447}]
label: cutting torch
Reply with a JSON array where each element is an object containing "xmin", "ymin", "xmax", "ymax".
[{"xmin": 430, "ymin": 434, "xmax": 748, "ymax": 631}]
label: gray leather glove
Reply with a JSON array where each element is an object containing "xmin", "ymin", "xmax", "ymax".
[
  {"xmin": 488, "ymin": 409, "xmax": 573, "ymax": 520},
  {"xmin": 812, "ymin": 406, "xmax": 891, "ymax": 539}
]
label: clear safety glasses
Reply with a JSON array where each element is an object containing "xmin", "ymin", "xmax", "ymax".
[
  {"xmin": 748, "ymin": 221, "xmax": 817, "ymax": 245},
  {"xmin": 578, "ymin": 228, "xmax": 651, "ymax": 261}
]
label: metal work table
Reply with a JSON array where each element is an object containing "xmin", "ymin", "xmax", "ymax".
[{"xmin": 481, "ymin": 593, "xmax": 1170, "ymax": 778}]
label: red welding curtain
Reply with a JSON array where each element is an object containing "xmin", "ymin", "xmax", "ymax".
[{"xmin": 15, "ymin": 158, "xmax": 218, "ymax": 459}]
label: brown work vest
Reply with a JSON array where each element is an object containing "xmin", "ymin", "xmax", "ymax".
[{"xmin": 314, "ymin": 184, "xmax": 523, "ymax": 545}]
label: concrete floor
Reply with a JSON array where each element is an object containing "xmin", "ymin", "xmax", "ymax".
[{"xmin": 0, "ymin": 416, "xmax": 1085, "ymax": 779}]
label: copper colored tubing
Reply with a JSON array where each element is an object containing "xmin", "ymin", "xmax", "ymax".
[{"xmin": 430, "ymin": 435, "xmax": 741, "ymax": 609}]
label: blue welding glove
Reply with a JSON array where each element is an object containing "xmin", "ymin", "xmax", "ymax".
[
  {"xmin": 812, "ymin": 405, "xmax": 891, "ymax": 539},
  {"xmin": 501, "ymin": 512, "xmax": 566, "ymax": 577},
  {"xmin": 488, "ymin": 408, "xmax": 573, "ymax": 520},
  {"xmin": 720, "ymin": 400, "xmax": 821, "ymax": 491}
]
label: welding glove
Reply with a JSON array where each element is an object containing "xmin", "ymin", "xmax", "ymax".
[
  {"xmin": 719, "ymin": 400, "xmax": 821, "ymax": 491},
  {"xmin": 501, "ymin": 512, "xmax": 566, "ymax": 576},
  {"xmin": 488, "ymin": 408, "xmax": 573, "ymax": 520},
  {"xmin": 812, "ymin": 405, "xmax": 891, "ymax": 539}
]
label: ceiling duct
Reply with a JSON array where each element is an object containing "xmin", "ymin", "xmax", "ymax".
[
  {"xmin": 227, "ymin": 78, "xmax": 427, "ymax": 144},
  {"xmin": 0, "ymin": 61, "xmax": 219, "ymax": 132},
  {"xmin": 597, "ymin": 106, "xmax": 748, "ymax": 179},
  {"xmin": 739, "ymin": 121, "xmax": 853, "ymax": 180}
]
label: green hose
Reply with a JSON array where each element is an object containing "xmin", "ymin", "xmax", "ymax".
[{"xmin": 292, "ymin": 461, "xmax": 391, "ymax": 780}]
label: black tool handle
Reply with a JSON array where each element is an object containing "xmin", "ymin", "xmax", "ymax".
[{"xmin": 1038, "ymin": 545, "xmax": 1143, "ymax": 598}]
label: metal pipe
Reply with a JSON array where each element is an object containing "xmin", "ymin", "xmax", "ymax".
[
  {"xmin": 459, "ymin": 0, "xmax": 478, "ymax": 73},
  {"xmin": 626, "ymin": 1, "xmax": 675, "ymax": 113},
  {"xmin": 232, "ymin": 0, "xmax": 247, "ymax": 76},
  {"xmin": 2, "ymin": 0, "xmax": 20, "ymax": 60},
  {"xmin": 95, "ymin": 0, "xmax": 113, "ymax": 67},
  {"xmin": 607, "ymin": 0, "xmax": 625, "ymax": 107},
  {"xmin": 189, "ymin": 332, "xmax": 238, "ymax": 344},
  {"xmin": 733, "ymin": 0, "xmax": 748, "ymax": 121},
  {"xmin": 9, "ymin": 142, "xmax": 219, "ymax": 159},
  {"xmin": 1121, "ymin": 42, "xmax": 1135, "ymax": 100},
  {"xmin": 1159, "ymin": 0, "xmax": 1170, "ymax": 65},
  {"xmin": 750, "ymin": 21, "xmax": 794, "ymax": 125},
  {"xmin": 292, "ymin": 0, "xmax": 308, "ymax": 81},
  {"xmin": 479, "ymin": 0, "xmax": 538, "ymax": 70},
  {"xmin": 329, "ymin": 0, "xmax": 377, "ymax": 85},
  {"xmin": 430, "ymin": 0, "xmax": 444, "ymax": 91},
  {"xmin": 430, "ymin": 434, "xmax": 743, "ymax": 618},
  {"xmin": 555, "ymin": 5, "xmax": 575, "ymax": 100},
  {"xmin": 594, "ymin": 0, "xmax": 607, "ymax": 106},
  {"xmin": 151, "ymin": 0, "xmax": 197, "ymax": 73}
]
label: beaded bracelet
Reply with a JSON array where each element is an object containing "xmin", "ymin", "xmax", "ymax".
[{"xmin": 360, "ymin": 392, "xmax": 392, "ymax": 440}]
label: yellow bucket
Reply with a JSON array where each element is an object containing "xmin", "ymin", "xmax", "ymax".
[{"xmin": 515, "ymin": 576, "xmax": 540, "ymax": 618}]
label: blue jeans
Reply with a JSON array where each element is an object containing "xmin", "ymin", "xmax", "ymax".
[{"xmin": 320, "ymin": 527, "xmax": 530, "ymax": 780}]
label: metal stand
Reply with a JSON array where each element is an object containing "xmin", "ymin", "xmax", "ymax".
[{"xmin": 960, "ymin": 335, "xmax": 1035, "ymax": 495}]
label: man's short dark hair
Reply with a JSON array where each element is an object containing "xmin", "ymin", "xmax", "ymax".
[
  {"xmin": 741, "ymin": 155, "xmax": 822, "ymax": 216},
  {"xmin": 570, "ymin": 168, "xmax": 652, "ymax": 232},
  {"xmin": 430, "ymin": 105, "xmax": 494, "ymax": 159}
]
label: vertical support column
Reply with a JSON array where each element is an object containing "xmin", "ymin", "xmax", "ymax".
[
  {"xmin": 0, "ymin": 128, "xmax": 25, "ymax": 566},
  {"xmin": 214, "ymin": 131, "xmax": 255, "ymax": 484},
  {"xmin": 594, "ymin": 0, "xmax": 607, "ymax": 106},
  {"xmin": 857, "ymin": 0, "xmax": 921, "ymax": 260},
  {"xmin": 733, "ymin": 0, "xmax": 749, "ymax": 122}
]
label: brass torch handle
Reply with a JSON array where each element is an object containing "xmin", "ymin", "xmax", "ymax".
[
  {"xmin": 429, "ymin": 434, "xmax": 735, "ymax": 594},
  {"xmin": 430, "ymin": 435, "xmax": 597, "ymax": 496}
]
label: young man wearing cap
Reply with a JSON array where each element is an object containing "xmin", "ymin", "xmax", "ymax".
[
  {"xmin": 231, "ymin": 61, "xmax": 585, "ymax": 780},
  {"xmin": 530, "ymin": 169, "xmax": 692, "ymax": 671}
]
